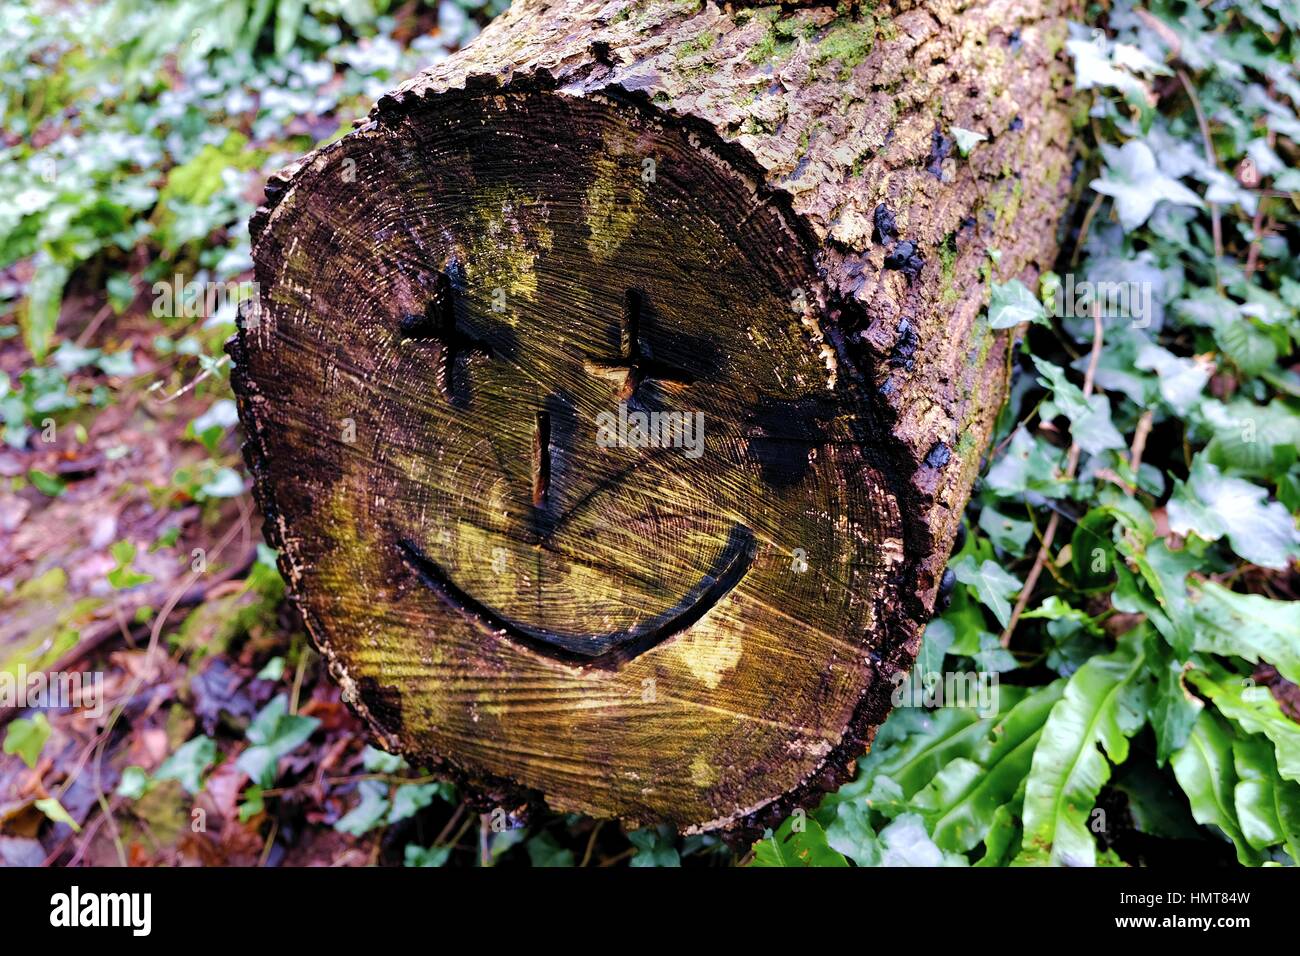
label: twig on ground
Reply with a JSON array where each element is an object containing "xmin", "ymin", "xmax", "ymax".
[
  {"xmin": 1000, "ymin": 309, "xmax": 1104, "ymax": 648},
  {"xmin": 74, "ymin": 302, "xmax": 114, "ymax": 349},
  {"xmin": 1178, "ymin": 70, "xmax": 1223, "ymax": 291},
  {"xmin": 147, "ymin": 355, "xmax": 230, "ymax": 404},
  {"xmin": 1129, "ymin": 408, "xmax": 1155, "ymax": 475},
  {"xmin": 580, "ymin": 820, "xmax": 606, "ymax": 867}
]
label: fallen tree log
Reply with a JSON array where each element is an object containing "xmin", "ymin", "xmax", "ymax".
[{"xmin": 230, "ymin": 0, "xmax": 1079, "ymax": 836}]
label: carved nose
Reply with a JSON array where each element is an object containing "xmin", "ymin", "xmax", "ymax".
[
  {"xmin": 532, "ymin": 408, "xmax": 551, "ymax": 509},
  {"xmin": 528, "ymin": 396, "xmax": 564, "ymax": 542}
]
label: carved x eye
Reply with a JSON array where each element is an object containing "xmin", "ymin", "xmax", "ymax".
[
  {"xmin": 398, "ymin": 269, "xmax": 497, "ymax": 405},
  {"xmin": 583, "ymin": 289, "xmax": 699, "ymax": 408}
]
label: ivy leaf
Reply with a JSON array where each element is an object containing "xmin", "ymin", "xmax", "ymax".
[
  {"xmin": 988, "ymin": 279, "xmax": 1048, "ymax": 329},
  {"xmin": 106, "ymin": 273, "xmax": 134, "ymax": 314},
  {"xmin": 404, "ymin": 844, "xmax": 452, "ymax": 867},
  {"xmin": 920, "ymin": 612, "xmax": 958, "ymax": 665},
  {"xmin": 96, "ymin": 349, "xmax": 136, "ymax": 377},
  {"xmin": 1171, "ymin": 710, "xmax": 1261, "ymax": 865},
  {"xmin": 1032, "ymin": 356, "xmax": 1126, "ymax": 454},
  {"xmin": 1018, "ymin": 634, "xmax": 1149, "ymax": 865},
  {"xmin": 1201, "ymin": 398, "xmax": 1300, "ymax": 481},
  {"xmin": 388, "ymin": 782, "xmax": 452, "ymax": 824},
  {"xmin": 1214, "ymin": 317, "xmax": 1278, "ymax": 376},
  {"xmin": 1067, "ymin": 37, "xmax": 1161, "ymax": 100},
  {"xmin": 238, "ymin": 786, "xmax": 264, "ymax": 823},
  {"xmin": 107, "ymin": 540, "xmax": 153, "ymax": 590},
  {"xmin": 334, "ymin": 780, "xmax": 390, "ymax": 836},
  {"xmin": 950, "ymin": 126, "xmax": 988, "ymax": 157},
  {"xmin": 951, "ymin": 556, "xmax": 1022, "ymax": 629},
  {"xmin": 1090, "ymin": 140, "xmax": 1205, "ymax": 231},
  {"xmin": 1168, "ymin": 459, "xmax": 1300, "ymax": 569},
  {"xmin": 979, "ymin": 505, "xmax": 1033, "ymax": 556},
  {"xmin": 199, "ymin": 467, "xmax": 245, "ymax": 499},
  {"xmin": 627, "ymin": 827, "xmax": 681, "ymax": 867},
  {"xmin": 984, "ymin": 427, "xmax": 1066, "ymax": 498},
  {"xmin": 968, "ymin": 632, "xmax": 1020, "ymax": 674},
  {"xmin": 154, "ymin": 735, "xmax": 217, "ymax": 794},
  {"xmin": 1134, "ymin": 340, "xmax": 1210, "ymax": 415},
  {"xmin": 360, "ymin": 745, "xmax": 407, "ymax": 774},
  {"xmin": 256, "ymin": 657, "xmax": 285, "ymax": 681},
  {"xmin": 3, "ymin": 713, "xmax": 51, "ymax": 769},
  {"xmin": 483, "ymin": 827, "xmax": 527, "ymax": 865},
  {"xmin": 115, "ymin": 766, "xmax": 152, "ymax": 800},
  {"xmin": 236, "ymin": 694, "xmax": 320, "ymax": 787},
  {"xmin": 526, "ymin": 831, "xmax": 575, "ymax": 867}
]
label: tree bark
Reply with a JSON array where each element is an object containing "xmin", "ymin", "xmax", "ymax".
[{"xmin": 230, "ymin": 0, "xmax": 1079, "ymax": 836}]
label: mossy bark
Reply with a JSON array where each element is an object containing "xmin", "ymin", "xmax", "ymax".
[{"xmin": 231, "ymin": 0, "xmax": 1080, "ymax": 836}]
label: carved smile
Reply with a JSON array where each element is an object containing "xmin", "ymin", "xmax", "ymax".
[{"xmin": 396, "ymin": 524, "xmax": 755, "ymax": 670}]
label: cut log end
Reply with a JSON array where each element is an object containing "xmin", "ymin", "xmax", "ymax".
[
  {"xmin": 233, "ymin": 0, "xmax": 1078, "ymax": 836},
  {"xmin": 233, "ymin": 85, "xmax": 920, "ymax": 833}
]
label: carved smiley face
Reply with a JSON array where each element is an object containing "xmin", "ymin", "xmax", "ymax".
[
  {"xmin": 391, "ymin": 274, "xmax": 758, "ymax": 671},
  {"xmin": 235, "ymin": 88, "xmax": 906, "ymax": 832}
]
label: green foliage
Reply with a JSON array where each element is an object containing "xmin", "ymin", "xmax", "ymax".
[
  {"xmin": 1018, "ymin": 633, "xmax": 1149, "ymax": 865},
  {"xmin": 106, "ymin": 540, "xmax": 154, "ymax": 590},
  {"xmin": 1189, "ymin": 583, "xmax": 1300, "ymax": 684},
  {"xmin": 404, "ymin": 843, "xmax": 452, "ymax": 867},
  {"xmin": 987, "ymin": 278, "xmax": 1048, "ymax": 329},
  {"xmin": 751, "ymin": 816, "xmax": 847, "ymax": 867},
  {"xmin": 1189, "ymin": 668, "xmax": 1300, "ymax": 784},
  {"xmin": 0, "ymin": 0, "xmax": 487, "ymax": 460},
  {"xmin": 3, "ymin": 713, "xmax": 51, "ymax": 768},
  {"xmin": 235, "ymin": 694, "xmax": 319, "ymax": 787},
  {"xmin": 950, "ymin": 556, "xmax": 1022, "ymax": 628},
  {"xmin": 1232, "ymin": 734, "xmax": 1300, "ymax": 858},
  {"xmin": 34, "ymin": 796, "xmax": 80, "ymax": 832},
  {"xmin": 526, "ymin": 831, "xmax": 576, "ymax": 867},
  {"xmin": 1172, "ymin": 710, "xmax": 1261, "ymax": 865},
  {"xmin": 626, "ymin": 827, "xmax": 682, "ymax": 867},
  {"xmin": 154, "ymin": 735, "xmax": 218, "ymax": 793},
  {"xmin": 915, "ymin": 681, "xmax": 1065, "ymax": 853},
  {"xmin": 115, "ymin": 766, "xmax": 152, "ymax": 800},
  {"xmin": 387, "ymin": 782, "xmax": 452, "ymax": 823},
  {"xmin": 334, "ymin": 780, "xmax": 389, "ymax": 835}
]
